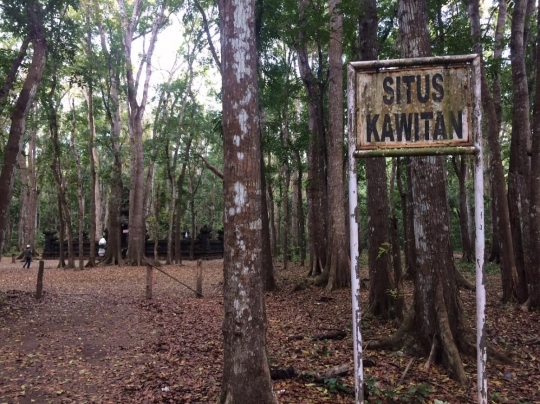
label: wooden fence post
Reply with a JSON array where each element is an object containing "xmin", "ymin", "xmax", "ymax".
[
  {"xmin": 12, "ymin": 254, "xmax": 15, "ymax": 263},
  {"xmin": 36, "ymin": 261, "xmax": 44, "ymax": 300},
  {"xmin": 196, "ymin": 259, "xmax": 203, "ymax": 298},
  {"xmin": 146, "ymin": 264, "xmax": 154, "ymax": 299}
]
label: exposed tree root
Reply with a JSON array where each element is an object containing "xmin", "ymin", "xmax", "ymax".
[
  {"xmin": 423, "ymin": 334, "xmax": 439, "ymax": 371},
  {"xmin": 435, "ymin": 282, "xmax": 468, "ymax": 385},
  {"xmin": 367, "ymin": 312, "xmax": 413, "ymax": 350},
  {"xmin": 455, "ymin": 267, "xmax": 475, "ymax": 291},
  {"xmin": 520, "ymin": 298, "xmax": 530, "ymax": 312},
  {"xmin": 461, "ymin": 340, "xmax": 515, "ymax": 366},
  {"xmin": 397, "ymin": 358, "xmax": 415, "ymax": 386}
]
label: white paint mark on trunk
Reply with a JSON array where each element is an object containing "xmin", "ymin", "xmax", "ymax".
[
  {"xmin": 238, "ymin": 109, "xmax": 249, "ymax": 134},
  {"xmin": 234, "ymin": 182, "xmax": 247, "ymax": 213}
]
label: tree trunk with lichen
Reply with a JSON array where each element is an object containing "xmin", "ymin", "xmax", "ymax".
[
  {"xmin": 325, "ymin": 0, "xmax": 349, "ymax": 291},
  {"xmin": 508, "ymin": 0, "xmax": 533, "ymax": 303},
  {"xmin": 0, "ymin": 2, "xmax": 46, "ymax": 259},
  {"xmin": 526, "ymin": 7, "xmax": 540, "ymax": 309},
  {"xmin": 218, "ymin": 0, "xmax": 276, "ymax": 401},
  {"xmin": 369, "ymin": 0, "xmax": 470, "ymax": 385},
  {"xmin": 469, "ymin": 0, "xmax": 518, "ymax": 303},
  {"xmin": 452, "ymin": 156, "xmax": 474, "ymax": 262},
  {"xmin": 297, "ymin": 0, "xmax": 327, "ymax": 278},
  {"xmin": 359, "ymin": 0, "xmax": 395, "ymax": 316}
]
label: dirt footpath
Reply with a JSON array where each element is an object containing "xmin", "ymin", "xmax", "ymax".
[{"xmin": 0, "ymin": 260, "xmax": 223, "ymax": 404}]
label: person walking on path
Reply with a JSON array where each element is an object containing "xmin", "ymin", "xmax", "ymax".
[{"xmin": 23, "ymin": 245, "xmax": 32, "ymax": 268}]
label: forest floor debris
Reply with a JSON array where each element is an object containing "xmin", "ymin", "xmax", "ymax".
[{"xmin": 0, "ymin": 258, "xmax": 539, "ymax": 403}]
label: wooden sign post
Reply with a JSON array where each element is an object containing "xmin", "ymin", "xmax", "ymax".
[
  {"xmin": 146, "ymin": 263, "xmax": 155, "ymax": 299},
  {"xmin": 36, "ymin": 260, "xmax": 44, "ymax": 300}
]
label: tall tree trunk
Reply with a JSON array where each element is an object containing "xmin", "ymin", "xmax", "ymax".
[
  {"xmin": 261, "ymin": 152, "xmax": 277, "ymax": 291},
  {"xmin": 218, "ymin": 0, "xmax": 276, "ymax": 400},
  {"xmin": 98, "ymin": 10, "xmax": 124, "ymax": 265},
  {"xmin": 0, "ymin": 2, "xmax": 47, "ymax": 258},
  {"xmin": 47, "ymin": 66, "xmax": 75, "ymax": 269},
  {"xmin": 18, "ymin": 149, "xmax": 29, "ymax": 251},
  {"xmin": 360, "ymin": 0, "xmax": 394, "ymax": 312},
  {"xmin": 165, "ymin": 140, "xmax": 180, "ymax": 264},
  {"xmin": 390, "ymin": 158, "xmax": 405, "ymax": 320},
  {"xmin": 57, "ymin": 198, "xmax": 66, "ymax": 269},
  {"xmin": 469, "ymin": 0, "xmax": 519, "ymax": 302},
  {"xmin": 289, "ymin": 144, "xmax": 306, "ymax": 266},
  {"xmin": 297, "ymin": 0, "xmax": 327, "ymax": 278},
  {"xmin": 281, "ymin": 95, "xmax": 291, "ymax": 270},
  {"xmin": 488, "ymin": 0, "xmax": 506, "ymax": 263},
  {"xmin": 291, "ymin": 170, "xmax": 299, "ymax": 251},
  {"xmin": 526, "ymin": 6, "xmax": 540, "ymax": 309},
  {"xmin": 267, "ymin": 154, "xmax": 277, "ymax": 256},
  {"xmin": 0, "ymin": 34, "xmax": 30, "ymax": 118},
  {"xmin": 392, "ymin": 0, "xmax": 466, "ymax": 384},
  {"xmin": 508, "ymin": 0, "xmax": 532, "ymax": 302},
  {"xmin": 117, "ymin": 0, "xmax": 166, "ymax": 265},
  {"xmin": 404, "ymin": 158, "xmax": 417, "ymax": 280},
  {"xmin": 84, "ymin": 6, "xmax": 98, "ymax": 267},
  {"xmin": 325, "ymin": 0, "xmax": 349, "ymax": 291},
  {"xmin": 397, "ymin": 158, "xmax": 415, "ymax": 279},
  {"xmin": 70, "ymin": 100, "xmax": 85, "ymax": 270},
  {"xmin": 452, "ymin": 156, "xmax": 474, "ymax": 262},
  {"xmin": 174, "ymin": 140, "xmax": 192, "ymax": 264}
]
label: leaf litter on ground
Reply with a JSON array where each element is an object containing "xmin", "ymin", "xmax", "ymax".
[{"xmin": 0, "ymin": 258, "xmax": 539, "ymax": 403}]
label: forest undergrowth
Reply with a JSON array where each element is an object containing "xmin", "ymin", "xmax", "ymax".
[{"xmin": 0, "ymin": 258, "xmax": 539, "ymax": 403}]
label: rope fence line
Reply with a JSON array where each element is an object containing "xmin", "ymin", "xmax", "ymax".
[{"xmin": 144, "ymin": 261, "xmax": 203, "ymax": 299}]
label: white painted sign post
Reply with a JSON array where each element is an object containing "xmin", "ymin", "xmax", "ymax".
[{"xmin": 347, "ymin": 54, "xmax": 486, "ymax": 404}]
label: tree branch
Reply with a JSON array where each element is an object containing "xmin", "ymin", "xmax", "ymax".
[{"xmin": 198, "ymin": 154, "xmax": 224, "ymax": 180}]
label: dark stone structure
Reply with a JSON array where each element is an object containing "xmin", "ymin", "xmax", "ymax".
[{"xmin": 41, "ymin": 227, "xmax": 224, "ymax": 260}]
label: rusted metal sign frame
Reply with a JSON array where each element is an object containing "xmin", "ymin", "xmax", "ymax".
[{"xmin": 346, "ymin": 54, "xmax": 486, "ymax": 404}]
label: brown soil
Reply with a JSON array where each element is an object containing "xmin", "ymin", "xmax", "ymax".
[{"xmin": 0, "ymin": 258, "xmax": 539, "ymax": 403}]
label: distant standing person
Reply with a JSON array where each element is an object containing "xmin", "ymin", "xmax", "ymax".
[
  {"xmin": 23, "ymin": 245, "xmax": 32, "ymax": 268},
  {"xmin": 98, "ymin": 236, "xmax": 107, "ymax": 257}
]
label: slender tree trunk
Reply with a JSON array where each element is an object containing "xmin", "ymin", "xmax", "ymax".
[
  {"xmin": 175, "ymin": 133, "xmax": 193, "ymax": 264},
  {"xmin": 360, "ymin": 0, "xmax": 394, "ymax": 310},
  {"xmin": 84, "ymin": 7, "xmax": 98, "ymax": 267},
  {"xmin": 289, "ymin": 144, "xmax": 306, "ymax": 266},
  {"xmin": 267, "ymin": 157, "xmax": 277, "ymax": 256},
  {"xmin": 70, "ymin": 100, "xmax": 85, "ymax": 270},
  {"xmin": 97, "ymin": 17, "xmax": 124, "ymax": 265},
  {"xmin": 261, "ymin": 152, "xmax": 277, "ymax": 291},
  {"xmin": 117, "ymin": 0, "xmax": 166, "ymax": 265},
  {"xmin": 488, "ymin": 184, "xmax": 501, "ymax": 263},
  {"xmin": 508, "ymin": 0, "xmax": 532, "ymax": 302},
  {"xmin": 325, "ymin": 0, "xmax": 349, "ymax": 291},
  {"xmin": 165, "ymin": 140, "xmax": 180, "ymax": 264},
  {"xmin": 488, "ymin": 0, "xmax": 506, "ymax": 264},
  {"xmin": 397, "ymin": 158, "xmax": 414, "ymax": 278},
  {"xmin": 47, "ymin": 66, "xmax": 75, "ymax": 269},
  {"xmin": 0, "ymin": 34, "xmax": 30, "ymax": 118},
  {"xmin": 18, "ymin": 151, "xmax": 29, "ymax": 251},
  {"xmin": 0, "ymin": 3, "xmax": 47, "ymax": 258},
  {"xmin": 218, "ymin": 0, "xmax": 276, "ymax": 399},
  {"xmin": 282, "ymin": 165, "xmax": 290, "ymax": 269},
  {"xmin": 469, "ymin": 0, "xmax": 518, "ymax": 302},
  {"xmin": 297, "ymin": 0, "xmax": 327, "ymax": 278},
  {"xmin": 291, "ymin": 170, "xmax": 299, "ymax": 252},
  {"xmin": 452, "ymin": 156, "xmax": 474, "ymax": 262},
  {"xmin": 390, "ymin": 158, "xmax": 405, "ymax": 320},
  {"xmin": 57, "ymin": 198, "xmax": 66, "ymax": 269},
  {"xmin": 526, "ymin": 7, "xmax": 540, "ymax": 309}
]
